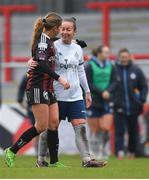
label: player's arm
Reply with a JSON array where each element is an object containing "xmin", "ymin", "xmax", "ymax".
[
  {"xmin": 78, "ymin": 49, "xmax": 92, "ymax": 108},
  {"xmin": 78, "ymin": 50, "xmax": 90, "ymax": 93},
  {"xmin": 31, "ymin": 43, "xmax": 70, "ymax": 89},
  {"xmin": 35, "ymin": 44, "xmax": 60, "ymax": 80},
  {"xmin": 28, "ymin": 56, "xmax": 55, "ymax": 75}
]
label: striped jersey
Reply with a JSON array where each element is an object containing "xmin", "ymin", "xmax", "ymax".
[{"xmin": 26, "ymin": 33, "xmax": 56, "ymax": 92}]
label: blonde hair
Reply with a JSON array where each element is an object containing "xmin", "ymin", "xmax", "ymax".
[{"xmin": 31, "ymin": 12, "xmax": 62, "ymax": 49}]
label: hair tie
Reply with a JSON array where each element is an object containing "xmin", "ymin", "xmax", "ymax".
[
  {"xmin": 71, "ymin": 17, "xmax": 76, "ymax": 21},
  {"xmin": 42, "ymin": 18, "xmax": 46, "ymax": 23}
]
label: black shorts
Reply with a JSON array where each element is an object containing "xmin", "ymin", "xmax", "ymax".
[{"xmin": 26, "ymin": 88, "xmax": 57, "ymax": 105}]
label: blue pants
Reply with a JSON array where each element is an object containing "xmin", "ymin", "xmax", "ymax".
[{"xmin": 114, "ymin": 113, "xmax": 139, "ymax": 154}]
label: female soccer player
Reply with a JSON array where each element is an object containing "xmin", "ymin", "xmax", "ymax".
[
  {"xmin": 30, "ymin": 17, "xmax": 107, "ymax": 168},
  {"xmin": 5, "ymin": 12, "xmax": 70, "ymax": 167},
  {"xmin": 85, "ymin": 45, "xmax": 116, "ymax": 159}
]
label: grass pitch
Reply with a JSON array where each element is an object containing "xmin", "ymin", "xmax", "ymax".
[{"xmin": 0, "ymin": 155, "xmax": 149, "ymax": 179}]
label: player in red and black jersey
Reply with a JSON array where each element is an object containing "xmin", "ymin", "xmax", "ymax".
[
  {"xmin": 27, "ymin": 33, "xmax": 57, "ymax": 93},
  {"xmin": 5, "ymin": 12, "xmax": 70, "ymax": 167},
  {"xmin": 26, "ymin": 32, "xmax": 60, "ymax": 105}
]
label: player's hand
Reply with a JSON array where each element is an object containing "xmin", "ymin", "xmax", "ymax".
[
  {"xmin": 58, "ymin": 77, "xmax": 70, "ymax": 90},
  {"xmin": 76, "ymin": 39, "xmax": 87, "ymax": 48},
  {"xmin": 72, "ymin": 39, "xmax": 87, "ymax": 48},
  {"xmin": 85, "ymin": 92, "xmax": 92, "ymax": 108},
  {"xmin": 102, "ymin": 90, "xmax": 110, "ymax": 100},
  {"xmin": 28, "ymin": 57, "xmax": 38, "ymax": 69}
]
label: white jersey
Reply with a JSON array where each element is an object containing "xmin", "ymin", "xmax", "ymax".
[{"xmin": 53, "ymin": 39, "xmax": 84, "ymax": 101}]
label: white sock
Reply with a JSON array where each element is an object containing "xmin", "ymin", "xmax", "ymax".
[{"xmin": 73, "ymin": 124, "xmax": 91, "ymax": 162}]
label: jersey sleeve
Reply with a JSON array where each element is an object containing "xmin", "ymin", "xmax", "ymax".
[
  {"xmin": 34, "ymin": 41, "xmax": 60, "ymax": 81},
  {"xmin": 78, "ymin": 48, "xmax": 84, "ymax": 65}
]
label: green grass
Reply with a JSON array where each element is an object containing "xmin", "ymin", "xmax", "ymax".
[{"xmin": 0, "ymin": 155, "xmax": 149, "ymax": 179}]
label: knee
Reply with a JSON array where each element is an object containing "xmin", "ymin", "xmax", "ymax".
[
  {"xmin": 71, "ymin": 119, "xmax": 86, "ymax": 126},
  {"xmin": 100, "ymin": 120, "xmax": 113, "ymax": 131},
  {"xmin": 88, "ymin": 123, "xmax": 99, "ymax": 134},
  {"xmin": 100, "ymin": 124, "xmax": 111, "ymax": 131},
  {"xmin": 48, "ymin": 120, "xmax": 59, "ymax": 131},
  {"xmin": 35, "ymin": 122, "xmax": 48, "ymax": 133}
]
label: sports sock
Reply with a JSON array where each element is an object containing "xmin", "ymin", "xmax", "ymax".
[
  {"xmin": 73, "ymin": 123, "xmax": 91, "ymax": 162},
  {"xmin": 89, "ymin": 130, "xmax": 104, "ymax": 159},
  {"xmin": 10, "ymin": 126, "xmax": 39, "ymax": 154},
  {"xmin": 47, "ymin": 129, "xmax": 59, "ymax": 164},
  {"xmin": 38, "ymin": 130, "xmax": 48, "ymax": 162},
  {"xmin": 103, "ymin": 131, "xmax": 110, "ymax": 157}
]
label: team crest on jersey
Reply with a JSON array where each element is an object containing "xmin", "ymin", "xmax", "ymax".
[
  {"xmin": 38, "ymin": 42, "xmax": 48, "ymax": 50},
  {"xmin": 75, "ymin": 52, "xmax": 79, "ymax": 59},
  {"xmin": 38, "ymin": 50, "xmax": 46, "ymax": 60},
  {"xmin": 48, "ymin": 56, "xmax": 55, "ymax": 62},
  {"xmin": 43, "ymin": 91, "xmax": 49, "ymax": 100}
]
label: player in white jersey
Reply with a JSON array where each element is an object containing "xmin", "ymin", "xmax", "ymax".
[
  {"xmin": 54, "ymin": 38, "xmax": 86, "ymax": 102},
  {"xmin": 29, "ymin": 17, "xmax": 107, "ymax": 167}
]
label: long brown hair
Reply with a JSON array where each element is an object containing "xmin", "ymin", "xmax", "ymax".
[{"xmin": 31, "ymin": 12, "xmax": 62, "ymax": 49}]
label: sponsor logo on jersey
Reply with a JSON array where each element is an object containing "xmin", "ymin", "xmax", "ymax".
[
  {"xmin": 60, "ymin": 59, "xmax": 77, "ymax": 69},
  {"xmin": 43, "ymin": 91, "xmax": 49, "ymax": 100},
  {"xmin": 75, "ymin": 52, "xmax": 79, "ymax": 59},
  {"xmin": 48, "ymin": 56, "xmax": 55, "ymax": 62},
  {"xmin": 38, "ymin": 50, "xmax": 46, "ymax": 60}
]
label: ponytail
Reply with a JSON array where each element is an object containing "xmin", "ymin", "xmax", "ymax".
[
  {"xmin": 31, "ymin": 17, "xmax": 44, "ymax": 49},
  {"xmin": 31, "ymin": 12, "xmax": 62, "ymax": 49}
]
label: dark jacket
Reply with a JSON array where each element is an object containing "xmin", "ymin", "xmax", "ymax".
[
  {"xmin": 85, "ymin": 57, "xmax": 117, "ymax": 110},
  {"xmin": 17, "ymin": 74, "xmax": 27, "ymax": 104},
  {"xmin": 17, "ymin": 74, "xmax": 32, "ymax": 110},
  {"xmin": 113, "ymin": 60, "xmax": 148, "ymax": 115}
]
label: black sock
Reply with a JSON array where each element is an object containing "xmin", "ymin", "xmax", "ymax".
[
  {"xmin": 47, "ymin": 129, "xmax": 59, "ymax": 164},
  {"xmin": 10, "ymin": 126, "xmax": 39, "ymax": 154}
]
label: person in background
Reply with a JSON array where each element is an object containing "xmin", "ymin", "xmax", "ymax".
[
  {"xmin": 17, "ymin": 74, "xmax": 39, "ymax": 154},
  {"xmin": 143, "ymin": 107, "xmax": 149, "ymax": 157},
  {"xmin": 113, "ymin": 48, "xmax": 148, "ymax": 159},
  {"xmin": 85, "ymin": 45, "xmax": 116, "ymax": 159},
  {"xmin": 17, "ymin": 74, "xmax": 35, "ymax": 125}
]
